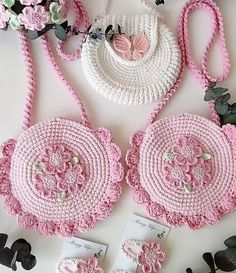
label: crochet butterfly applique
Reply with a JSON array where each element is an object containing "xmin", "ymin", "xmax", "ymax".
[{"xmin": 113, "ymin": 33, "xmax": 150, "ymax": 61}]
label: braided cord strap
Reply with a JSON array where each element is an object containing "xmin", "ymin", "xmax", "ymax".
[
  {"xmin": 57, "ymin": 0, "xmax": 90, "ymax": 61},
  {"xmin": 20, "ymin": 32, "xmax": 36, "ymax": 131},
  {"xmin": 147, "ymin": 0, "xmax": 230, "ymax": 127},
  {"xmin": 41, "ymin": 35, "xmax": 90, "ymax": 127}
]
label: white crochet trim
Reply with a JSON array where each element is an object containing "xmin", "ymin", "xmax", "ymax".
[{"xmin": 81, "ymin": 14, "xmax": 181, "ymax": 106}]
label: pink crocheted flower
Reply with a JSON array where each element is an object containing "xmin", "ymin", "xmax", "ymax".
[
  {"xmin": 77, "ymin": 257, "xmax": 104, "ymax": 273},
  {"xmin": 5, "ymin": 196, "xmax": 21, "ymax": 215},
  {"xmin": 0, "ymin": 157, "xmax": 11, "ymax": 176},
  {"xmin": 0, "ymin": 4, "xmax": 9, "ymax": 29},
  {"xmin": 59, "ymin": 223, "xmax": 76, "ymax": 237},
  {"xmin": 163, "ymin": 161, "xmax": 191, "ymax": 189},
  {"xmin": 78, "ymin": 215, "xmax": 96, "ymax": 232},
  {"xmin": 173, "ymin": 136, "xmax": 203, "ymax": 166},
  {"xmin": 18, "ymin": 213, "xmax": 38, "ymax": 229},
  {"xmin": 18, "ymin": 5, "xmax": 50, "ymax": 31},
  {"xmin": 132, "ymin": 189, "xmax": 150, "ymax": 204},
  {"xmin": 1, "ymin": 139, "xmax": 16, "ymax": 157},
  {"xmin": 0, "ymin": 176, "xmax": 11, "ymax": 196},
  {"xmin": 34, "ymin": 172, "xmax": 61, "ymax": 198},
  {"xmin": 137, "ymin": 242, "xmax": 165, "ymax": 273},
  {"xmin": 40, "ymin": 144, "xmax": 71, "ymax": 174},
  {"xmin": 96, "ymin": 201, "xmax": 113, "ymax": 220},
  {"xmin": 146, "ymin": 203, "xmax": 165, "ymax": 218},
  {"xmin": 20, "ymin": 0, "xmax": 42, "ymax": 5},
  {"xmin": 57, "ymin": 163, "xmax": 86, "ymax": 194},
  {"xmin": 106, "ymin": 183, "xmax": 122, "ymax": 202},
  {"xmin": 190, "ymin": 159, "xmax": 212, "ymax": 188},
  {"xmin": 38, "ymin": 221, "xmax": 57, "ymax": 236}
]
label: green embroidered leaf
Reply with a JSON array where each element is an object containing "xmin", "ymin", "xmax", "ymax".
[
  {"xmin": 49, "ymin": 2, "xmax": 59, "ymax": 13},
  {"xmin": 59, "ymin": 191, "xmax": 67, "ymax": 202},
  {"xmin": 3, "ymin": 0, "xmax": 15, "ymax": 8},
  {"xmin": 71, "ymin": 156, "xmax": 79, "ymax": 166},
  {"xmin": 202, "ymin": 153, "xmax": 212, "ymax": 161},
  {"xmin": 184, "ymin": 184, "xmax": 192, "ymax": 193},
  {"xmin": 7, "ymin": 10, "xmax": 21, "ymax": 30},
  {"xmin": 52, "ymin": 12, "xmax": 63, "ymax": 24},
  {"xmin": 163, "ymin": 152, "xmax": 174, "ymax": 161},
  {"xmin": 215, "ymin": 102, "xmax": 228, "ymax": 115},
  {"xmin": 33, "ymin": 162, "xmax": 44, "ymax": 171},
  {"xmin": 221, "ymin": 93, "xmax": 231, "ymax": 103}
]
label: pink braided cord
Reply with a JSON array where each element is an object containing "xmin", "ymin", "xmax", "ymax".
[
  {"xmin": 41, "ymin": 35, "xmax": 90, "ymax": 127},
  {"xmin": 20, "ymin": 32, "xmax": 36, "ymax": 130},
  {"xmin": 148, "ymin": 0, "xmax": 230, "ymax": 127},
  {"xmin": 57, "ymin": 0, "xmax": 90, "ymax": 61}
]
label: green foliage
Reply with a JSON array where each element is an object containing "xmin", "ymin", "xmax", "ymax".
[{"xmin": 204, "ymin": 83, "xmax": 236, "ymax": 125}]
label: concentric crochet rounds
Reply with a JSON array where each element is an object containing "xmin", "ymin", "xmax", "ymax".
[
  {"xmin": 0, "ymin": 118, "xmax": 123, "ymax": 237},
  {"xmin": 126, "ymin": 114, "xmax": 236, "ymax": 229},
  {"xmin": 81, "ymin": 14, "xmax": 181, "ymax": 105}
]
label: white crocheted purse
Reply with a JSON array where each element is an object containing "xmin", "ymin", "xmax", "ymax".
[{"xmin": 81, "ymin": 0, "xmax": 181, "ymax": 106}]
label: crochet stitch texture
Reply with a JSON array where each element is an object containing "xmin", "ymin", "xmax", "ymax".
[
  {"xmin": 126, "ymin": 0, "xmax": 233, "ymax": 229},
  {"xmin": 81, "ymin": 13, "xmax": 181, "ymax": 105}
]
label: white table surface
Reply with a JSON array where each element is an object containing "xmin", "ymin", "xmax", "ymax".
[{"xmin": 1, "ymin": 0, "xmax": 236, "ymax": 272}]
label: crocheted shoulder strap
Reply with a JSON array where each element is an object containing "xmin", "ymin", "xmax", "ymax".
[
  {"xmin": 147, "ymin": 0, "xmax": 230, "ymax": 127},
  {"xmin": 57, "ymin": 0, "xmax": 90, "ymax": 61},
  {"xmin": 20, "ymin": 32, "xmax": 90, "ymax": 131}
]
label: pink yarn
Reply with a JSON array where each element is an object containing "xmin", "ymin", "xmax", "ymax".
[
  {"xmin": 126, "ymin": 0, "xmax": 234, "ymax": 229},
  {"xmin": 56, "ymin": 0, "xmax": 90, "ymax": 61},
  {"xmin": 0, "ymin": 11, "xmax": 123, "ymax": 237}
]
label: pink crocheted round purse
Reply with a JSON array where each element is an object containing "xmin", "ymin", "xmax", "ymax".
[
  {"xmin": 126, "ymin": 0, "xmax": 234, "ymax": 229},
  {"xmin": 0, "ymin": 32, "xmax": 123, "ymax": 237}
]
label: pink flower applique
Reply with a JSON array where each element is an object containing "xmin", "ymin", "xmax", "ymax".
[
  {"xmin": 20, "ymin": 0, "xmax": 42, "ymax": 5},
  {"xmin": 34, "ymin": 172, "xmax": 61, "ymax": 198},
  {"xmin": 113, "ymin": 33, "xmax": 150, "ymax": 61},
  {"xmin": 1, "ymin": 139, "xmax": 16, "ymax": 157},
  {"xmin": 190, "ymin": 159, "xmax": 212, "ymax": 188},
  {"xmin": 137, "ymin": 241, "xmax": 165, "ymax": 273},
  {"xmin": 18, "ymin": 5, "xmax": 50, "ymax": 31},
  {"xmin": 0, "ymin": 156, "xmax": 11, "ymax": 176},
  {"xmin": 163, "ymin": 161, "xmax": 191, "ymax": 189},
  {"xmin": 57, "ymin": 163, "xmax": 86, "ymax": 193},
  {"xmin": 0, "ymin": 4, "xmax": 9, "ymax": 29},
  {"xmin": 77, "ymin": 257, "xmax": 104, "ymax": 273},
  {"xmin": 40, "ymin": 144, "xmax": 71, "ymax": 174},
  {"xmin": 173, "ymin": 136, "xmax": 203, "ymax": 166}
]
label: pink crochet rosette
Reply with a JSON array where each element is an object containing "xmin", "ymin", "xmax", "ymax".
[
  {"xmin": 126, "ymin": 114, "xmax": 236, "ymax": 229},
  {"xmin": 0, "ymin": 118, "xmax": 123, "ymax": 237}
]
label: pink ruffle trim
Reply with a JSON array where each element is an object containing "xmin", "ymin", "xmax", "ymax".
[
  {"xmin": 0, "ymin": 127, "xmax": 123, "ymax": 237},
  {"xmin": 126, "ymin": 127, "xmax": 236, "ymax": 229}
]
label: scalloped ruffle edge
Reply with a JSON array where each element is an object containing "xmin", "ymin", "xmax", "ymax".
[
  {"xmin": 0, "ymin": 127, "xmax": 124, "ymax": 237},
  {"xmin": 125, "ymin": 127, "xmax": 236, "ymax": 229}
]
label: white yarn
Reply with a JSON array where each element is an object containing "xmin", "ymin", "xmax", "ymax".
[{"xmin": 81, "ymin": 14, "xmax": 181, "ymax": 106}]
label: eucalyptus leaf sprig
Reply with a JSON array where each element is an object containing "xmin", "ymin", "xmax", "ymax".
[
  {"xmin": 204, "ymin": 83, "xmax": 236, "ymax": 125},
  {"xmin": 186, "ymin": 236, "xmax": 236, "ymax": 273}
]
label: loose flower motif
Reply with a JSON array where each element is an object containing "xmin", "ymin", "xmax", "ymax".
[
  {"xmin": 20, "ymin": 0, "xmax": 42, "ymax": 5},
  {"xmin": 76, "ymin": 257, "xmax": 104, "ymax": 273},
  {"xmin": 34, "ymin": 172, "xmax": 60, "ymax": 198},
  {"xmin": 57, "ymin": 163, "xmax": 86, "ymax": 193},
  {"xmin": 40, "ymin": 144, "xmax": 71, "ymax": 174},
  {"xmin": 163, "ymin": 161, "xmax": 191, "ymax": 189},
  {"xmin": 0, "ymin": 4, "xmax": 9, "ymax": 29},
  {"xmin": 190, "ymin": 159, "xmax": 212, "ymax": 188},
  {"xmin": 18, "ymin": 5, "xmax": 50, "ymax": 31},
  {"xmin": 173, "ymin": 136, "xmax": 203, "ymax": 166},
  {"xmin": 137, "ymin": 242, "xmax": 165, "ymax": 273}
]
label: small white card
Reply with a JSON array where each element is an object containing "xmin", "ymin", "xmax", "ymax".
[
  {"xmin": 112, "ymin": 214, "xmax": 170, "ymax": 272},
  {"xmin": 60, "ymin": 237, "xmax": 107, "ymax": 262}
]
